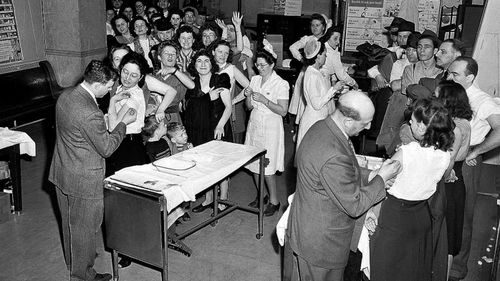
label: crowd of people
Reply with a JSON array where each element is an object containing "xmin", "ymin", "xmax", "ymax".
[{"xmin": 48, "ymin": 1, "xmax": 500, "ymax": 280}]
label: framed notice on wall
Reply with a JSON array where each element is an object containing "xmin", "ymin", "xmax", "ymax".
[
  {"xmin": 344, "ymin": 0, "xmax": 441, "ymax": 52},
  {"xmin": 0, "ymin": 0, "xmax": 22, "ymax": 64}
]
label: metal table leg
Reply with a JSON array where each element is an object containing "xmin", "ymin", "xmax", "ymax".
[
  {"xmin": 257, "ymin": 154, "xmax": 264, "ymax": 239},
  {"xmin": 8, "ymin": 144, "xmax": 22, "ymax": 214},
  {"xmin": 112, "ymin": 250, "xmax": 119, "ymax": 281}
]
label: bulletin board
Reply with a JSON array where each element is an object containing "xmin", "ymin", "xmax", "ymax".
[
  {"xmin": 0, "ymin": 0, "xmax": 22, "ymax": 64},
  {"xmin": 343, "ymin": 0, "xmax": 441, "ymax": 52}
]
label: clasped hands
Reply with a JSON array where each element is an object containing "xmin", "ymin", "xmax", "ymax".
[{"xmin": 244, "ymin": 87, "xmax": 269, "ymax": 105}]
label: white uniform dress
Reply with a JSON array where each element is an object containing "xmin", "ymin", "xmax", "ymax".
[
  {"xmin": 245, "ymin": 71, "xmax": 289, "ymax": 175},
  {"xmin": 296, "ymin": 66, "xmax": 335, "ymax": 150}
]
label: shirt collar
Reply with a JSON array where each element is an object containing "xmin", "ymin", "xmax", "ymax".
[{"xmin": 80, "ymin": 82, "xmax": 98, "ymax": 105}]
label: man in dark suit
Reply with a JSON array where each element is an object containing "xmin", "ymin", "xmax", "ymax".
[
  {"xmin": 287, "ymin": 90, "xmax": 401, "ymax": 280},
  {"xmin": 49, "ymin": 60, "xmax": 137, "ymax": 281}
]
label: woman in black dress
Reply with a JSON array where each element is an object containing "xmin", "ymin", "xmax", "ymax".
[
  {"xmin": 183, "ymin": 49, "xmax": 232, "ymax": 212},
  {"xmin": 183, "ymin": 49, "xmax": 232, "ymax": 145}
]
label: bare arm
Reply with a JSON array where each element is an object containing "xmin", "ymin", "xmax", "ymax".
[
  {"xmin": 146, "ymin": 75, "xmax": 177, "ymax": 121},
  {"xmin": 467, "ymin": 114, "xmax": 500, "ymax": 160},
  {"xmin": 444, "ymin": 127, "xmax": 463, "ymax": 179},
  {"xmin": 214, "ymin": 89, "xmax": 232, "ymax": 139},
  {"xmin": 232, "ymin": 11, "xmax": 244, "ymax": 53}
]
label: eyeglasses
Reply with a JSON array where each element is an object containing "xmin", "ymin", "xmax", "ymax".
[{"xmin": 254, "ymin": 63, "xmax": 269, "ymax": 68}]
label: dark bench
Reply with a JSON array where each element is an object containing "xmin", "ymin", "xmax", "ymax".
[{"xmin": 0, "ymin": 61, "xmax": 64, "ymax": 128}]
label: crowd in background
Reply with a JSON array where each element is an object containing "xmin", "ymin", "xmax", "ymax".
[{"xmin": 96, "ymin": 1, "xmax": 500, "ymax": 280}]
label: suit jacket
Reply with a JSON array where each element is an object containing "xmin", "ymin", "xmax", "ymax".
[
  {"xmin": 49, "ymin": 84, "xmax": 126, "ymax": 199},
  {"xmin": 288, "ymin": 117, "xmax": 386, "ymax": 269}
]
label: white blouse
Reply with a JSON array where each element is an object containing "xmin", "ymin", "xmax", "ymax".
[
  {"xmin": 115, "ymin": 85, "xmax": 146, "ymax": 134},
  {"xmin": 388, "ymin": 142, "xmax": 450, "ymax": 201}
]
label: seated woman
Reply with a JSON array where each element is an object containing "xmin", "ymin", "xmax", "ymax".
[
  {"xmin": 368, "ymin": 98, "xmax": 454, "ymax": 281},
  {"xmin": 184, "ymin": 49, "xmax": 232, "ymax": 213}
]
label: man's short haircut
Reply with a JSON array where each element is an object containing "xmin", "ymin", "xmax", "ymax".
[
  {"xmin": 83, "ymin": 60, "xmax": 117, "ymax": 84},
  {"xmin": 442, "ymin": 38, "xmax": 467, "ymax": 56},
  {"xmin": 455, "ymin": 56, "xmax": 478, "ymax": 77},
  {"xmin": 166, "ymin": 122, "xmax": 184, "ymax": 138},
  {"xmin": 335, "ymin": 99, "xmax": 361, "ymax": 121}
]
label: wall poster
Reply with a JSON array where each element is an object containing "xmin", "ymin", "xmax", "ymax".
[
  {"xmin": 344, "ymin": 0, "xmax": 441, "ymax": 52},
  {"xmin": 0, "ymin": 0, "xmax": 22, "ymax": 64}
]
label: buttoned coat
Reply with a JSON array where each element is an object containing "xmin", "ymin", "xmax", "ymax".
[
  {"xmin": 49, "ymin": 85, "xmax": 126, "ymax": 199},
  {"xmin": 288, "ymin": 116, "xmax": 386, "ymax": 270}
]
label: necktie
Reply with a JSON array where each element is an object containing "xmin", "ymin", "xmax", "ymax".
[{"xmin": 348, "ymin": 138, "xmax": 356, "ymax": 154}]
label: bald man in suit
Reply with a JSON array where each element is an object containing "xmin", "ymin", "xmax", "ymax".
[
  {"xmin": 49, "ymin": 61, "xmax": 137, "ymax": 281},
  {"xmin": 287, "ymin": 90, "xmax": 401, "ymax": 280}
]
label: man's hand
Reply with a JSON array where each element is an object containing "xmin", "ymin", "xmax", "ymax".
[
  {"xmin": 111, "ymin": 91, "xmax": 130, "ymax": 102},
  {"xmin": 121, "ymin": 108, "xmax": 137, "ymax": 125},
  {"xmin": 364, "ymin": 208, "xmax": 378, "ymax": 235},
  {"xmin": 374, "ymin": 74, "xmax": 388, "ymax": 91},
  {"xmin": 465, "ymin": 150, "xmax": 479, "ymax": 166},
  {"xmin": 377, "ymin": 159, "xmax": 402, "ymax": 185}
]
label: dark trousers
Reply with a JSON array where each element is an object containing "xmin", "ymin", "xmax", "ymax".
[
  {"xmin": 450, "ymin": 157, "xmax": 482, "ymax": 279},
  {"xmin": 283, "ymin": 237, "xmax": 345, "ymax": 281},
  {"xmin": 56, "ymin": 187, "xmax": 104, "ymax": 281}
]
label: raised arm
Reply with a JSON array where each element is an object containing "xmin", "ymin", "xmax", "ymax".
[{"xmin": 232, "ymin": 11, "xmax": 244, "ymax": 53}]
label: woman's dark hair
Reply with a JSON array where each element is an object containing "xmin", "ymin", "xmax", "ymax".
[
  {"xmin": 119, "ymin": 52, "xmax": 149, "ymax": 87},
  {"xmin": 436, "ymin": 80, "xmax": 472, "ymax": 121},
  {"xmin": 112, "ymin": 14, "xmax": 130, "ymax": 35},
  {"xmin": 304, "ymin": 41, "xmax": 326, "ymax": 66},
  {"xmin": 130, "ymin": 16, "xmax": 151, "ymax": 37},
  {"xmin": 168, "ymin": 8, "xmax": 184, "ymax": 20},
  {"xmin": 107, "ymin": 44, "xmax": 132, "ymax": 69},
  {"xmin": 311, "ymin": 13, "xmax": 327, "ymax": 30},
  {"xmin": 255, "ymin": 49, "xmax": 277, "ymax": 66},
  {"xmin": 211, "ymin": 39, "xmax": 233, "ymax": 63},
  {"xmin": 157, "ymin": 40, "xmax": 180, "ymax": 57},
  {"xmin": 187, "ymin": 49, "xmax": 219, "ymax": 77},
  {"xmin": 320, "ymin": 25, "xmax": 343, "ymax": 44},
  {"xmin": 410, "ymin": 98, "xmax": 455, "ymax": 152},
  {"xmin": 175, "ymin": 25, "xmax": 195, "ymax": 42},
  {"xmin": 119, "ymin": 4, "xmax": 134, "ymax": 17}
]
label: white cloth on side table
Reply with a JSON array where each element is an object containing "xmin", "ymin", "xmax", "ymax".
[{"xmin": 0, "ymin": 127, "xmax": 36, "ymax": 156}]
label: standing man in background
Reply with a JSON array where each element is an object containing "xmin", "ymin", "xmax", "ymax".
[{"xmin": 49, "ymin": 60, "xmax": 137, "ymax": 281}]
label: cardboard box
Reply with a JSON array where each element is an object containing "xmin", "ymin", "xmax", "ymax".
[{"xmin": 0, "ymin": 192, "xmax": 11, "ymax": 224}]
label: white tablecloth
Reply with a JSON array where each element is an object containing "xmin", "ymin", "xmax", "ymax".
[
  {"xmin": 106, "ymin": 140, "xmax": 264, "ymax": 212},
  {"xmin": 0, "ymin": 127, "xmax": 36, "ymax": 157}
]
